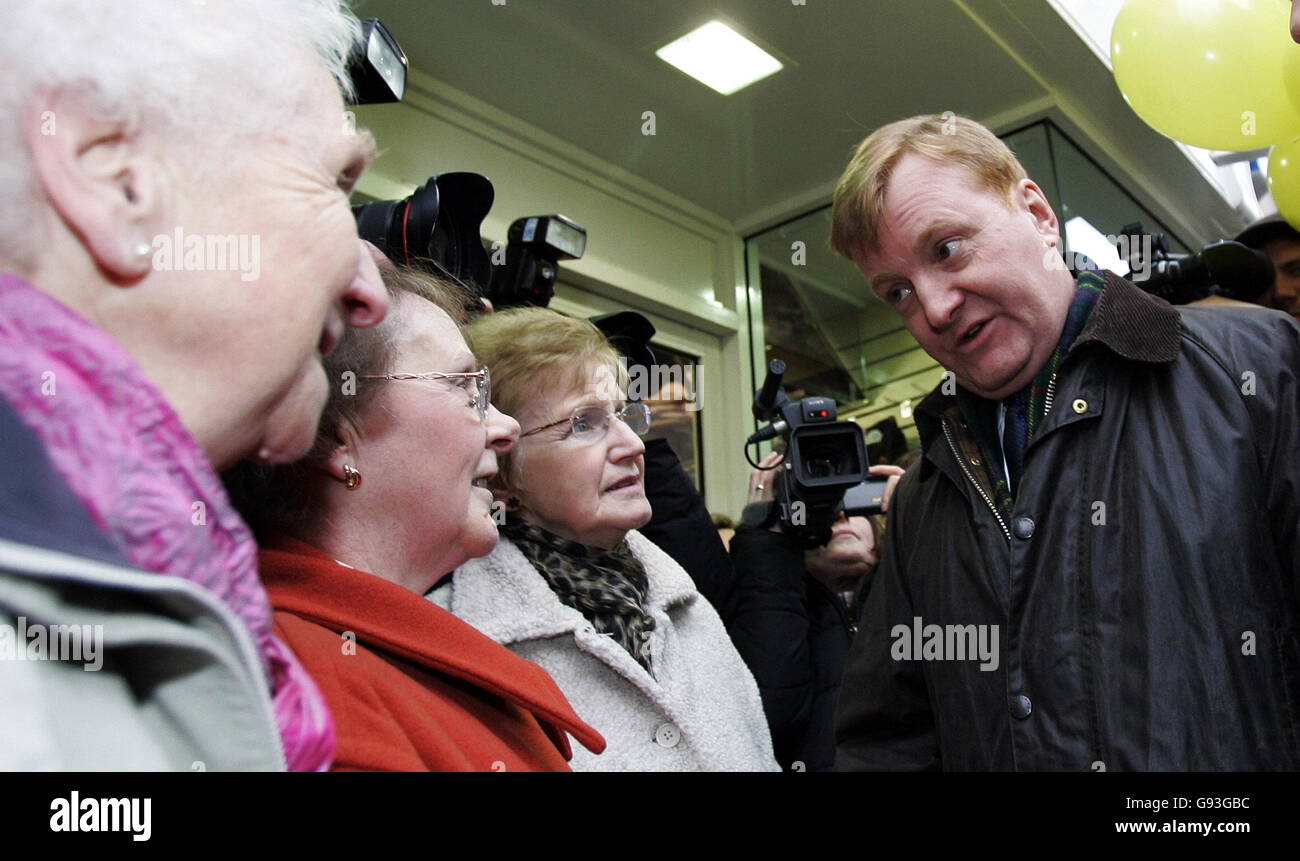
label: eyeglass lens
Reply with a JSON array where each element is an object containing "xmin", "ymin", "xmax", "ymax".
[
  {"xmin": 571, "ymin": 402, "xmax": 650, "ymax": 437},
  {"xmin": 474, "ymin": 368, "xmax": 490, "ymax": 419}
]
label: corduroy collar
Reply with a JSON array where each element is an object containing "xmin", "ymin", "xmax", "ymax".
[{"xmin": 1070, "ymin": 269, "xmax": 1181, "ymax": 363}]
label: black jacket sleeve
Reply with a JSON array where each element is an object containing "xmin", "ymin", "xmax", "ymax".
[
  {"xmin": 726, "ymin": 525, "xmax": 816, "ymax": 770},
  {"xmin": 639, "ymin": 437, "xmax": 735, "ymax": 616},
  {"xmin": 834, "ymin": 466, "xmax": 941, "ymax": 771}
]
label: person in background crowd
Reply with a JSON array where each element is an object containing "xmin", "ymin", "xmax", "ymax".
[
  {"xmin": 1235, "ymin": 214, "xmax": 1300, "ymax": 320},
  {"xmin": 436, "ymin": 306, "xmax": 779, "ymax": 771},
  {"xmin": 0, "ymin": 0, "xmax": 390, "ymax": 771},
  {"xmin": 225, "ymin": 267, "xmax": 604, "ymax": 771},
  {"xmin": 830, "ymin": 113, "xmax": 1300, "ymax": 770},
  {"xmin": 727, "ymin": 451, "xmax": 902, "ymax": 771}
]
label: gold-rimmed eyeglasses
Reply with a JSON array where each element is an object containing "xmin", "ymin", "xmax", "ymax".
[{"xmin": 359, "ymin": 367, "xmax": 491, "ymax": 421}]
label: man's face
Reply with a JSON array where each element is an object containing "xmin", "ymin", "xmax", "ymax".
[
  {"xmin": 853, "ymin": 153, "xmax": 1075, "ymax": 400},
  {"xmin": 1259, "ymin": 236, "xmax": 1300, "ymax": 320}
]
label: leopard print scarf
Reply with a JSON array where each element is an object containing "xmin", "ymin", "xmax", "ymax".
[{"xmin": 503, "ymin": 520, "xmax": 656, "ymax": 675}]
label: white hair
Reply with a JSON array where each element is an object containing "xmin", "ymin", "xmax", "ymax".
[{"xmin": 0, "ymin": 0, "xmax": 363, "ymax": 268}]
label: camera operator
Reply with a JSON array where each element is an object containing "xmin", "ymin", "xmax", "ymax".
[
  {"xmin": 727, "ymin": 450, "xmax": 902, "ymax": 772},
  {"xmin": 1235, "ymin": 214, "xmax": 1300, "ymax": 320}
]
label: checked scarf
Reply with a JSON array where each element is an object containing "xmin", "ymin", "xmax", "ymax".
[
  {"xmin": 503, "ymin": 519, "xmax": 657, "ymax": 675},
  {"xmin": 957, "ymin": 267, "xmax": 1105, "ymax": 515}
]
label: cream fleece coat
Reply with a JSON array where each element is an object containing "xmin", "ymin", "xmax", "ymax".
[{"xmin": 441, "ymin": 530, "xmax": 779, "ymax": 772}]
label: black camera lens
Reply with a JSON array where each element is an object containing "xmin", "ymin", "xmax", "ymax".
[
  {"xmin": 789, "ymin": 421, "xmax": 867, "ymax": 491},
  {"xmin": 804, "ymin": 458, "xmax": 835, "ymax": 479},
  {"xmin": 351, "ymin": 173, "xmax": 494, "ymax": 295},
  {"xmin": 799, "ymin": 439, "xmax": 855, "ymax": 477}
]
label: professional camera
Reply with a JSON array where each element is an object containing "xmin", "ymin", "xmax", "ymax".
[
  {"xmin": 743, "ymin": 359, "xmax": 889, "ymax": 548},
  {"xmin": 490, "ymin": 215, "xmax": 587, "ymax": 308},
  {"xmin": 351, "ymin": 172, "xmax": 496, "ymax": 298},
  {"xmin": 343, "ymin": 21, "xmax": 586, "ymax": 310},
  {"xmin": 1115, "ymin": 222, "xmax": 1274, "ymax": 305},
  {"xmin": 351, "ymin": 175, "xmax": 586, "ymax": 311},
  {"xmin": 352, "ymin": 172, "xmax": 495, "ymax": 290}
]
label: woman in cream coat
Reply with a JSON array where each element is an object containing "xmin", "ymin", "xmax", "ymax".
[{"xmin": 433, "ymin": 308, "xmax": 778, "ymax": 772}]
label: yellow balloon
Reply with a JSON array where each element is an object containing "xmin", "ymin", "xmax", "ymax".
[
  {"xmin": 1267, "ymin": 140, "xmax": 1300, "ymax": 231},
  {"xmin": 1111, "ymin": 0, "xmax": 1300, "ymax": 150}
]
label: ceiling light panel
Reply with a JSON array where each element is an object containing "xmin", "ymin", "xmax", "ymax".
[{"xmin": 656, "ymin": 21, "xmax": 783, "ymax": 95}]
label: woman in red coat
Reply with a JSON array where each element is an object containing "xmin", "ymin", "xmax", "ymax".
[{"xmin": 227, "ymin": 266, "xmax": 603, "ymax": 770}]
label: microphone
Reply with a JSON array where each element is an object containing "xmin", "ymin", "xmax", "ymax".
[{"xmin": 752, "ymin": 358, "xmax": 787, "ymax": 422}]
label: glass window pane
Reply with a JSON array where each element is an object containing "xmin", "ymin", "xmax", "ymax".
[{"xmin": 1049, "ymin": 124, "xmax": 1190, "ymax": 269}]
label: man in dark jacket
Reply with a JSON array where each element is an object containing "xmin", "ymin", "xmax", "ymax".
[{"xmin": 827, "ymin": 113, "xmax": 1300, "ymax": 770}]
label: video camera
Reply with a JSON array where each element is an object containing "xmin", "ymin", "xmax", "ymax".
[
  {"xmin": 1115, "ymin": 222, "xmax": 1274, "ymax": 305},
  {"xmin": 743, "ymin": 359, "xmax": 890, "ymax": 548}
]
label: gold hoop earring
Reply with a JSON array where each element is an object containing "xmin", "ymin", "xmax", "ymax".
[{"xmin": 343, "ymin": 464, "xmax": 362, "ymax": 490}]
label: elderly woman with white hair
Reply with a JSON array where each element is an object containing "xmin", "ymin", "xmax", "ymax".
[
  {"xmin": 435, "ymin": 307, "xmax": 779, "ymax": 771},
  {"xmin": 0, "ymin": 0, "xmax": 388, "ymax": 770}
]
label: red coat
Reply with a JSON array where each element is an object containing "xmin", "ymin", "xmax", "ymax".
[{"xmin": 259, "ymin": 536, "xmax": 605, "ymax": 771}]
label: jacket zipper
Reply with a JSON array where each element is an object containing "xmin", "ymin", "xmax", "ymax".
[
  {"xmin": 941, "ymin": 417, "xmax": 1012, "ymax": 543},
  {"xmin": 935, "ymin": 371, "xmax": 1057, "ymax": 543}
]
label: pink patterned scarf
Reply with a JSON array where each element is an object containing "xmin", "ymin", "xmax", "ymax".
[{"xmin": 0, "ymin": 272, "xmax": 334, "ymax": 771}]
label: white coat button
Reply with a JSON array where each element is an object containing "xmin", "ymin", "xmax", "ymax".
[{"xmin": 654, "ymin": 723, "xmax": 680, "ymax": 748}]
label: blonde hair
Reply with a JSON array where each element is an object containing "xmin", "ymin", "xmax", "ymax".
[
  {"xmin": 830, "ymin": 114, "xmax": 1027, "ymax": 264},
  {"xmin": 467, "ymin": 307, "xmax": 621, "ymax": 479}
]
